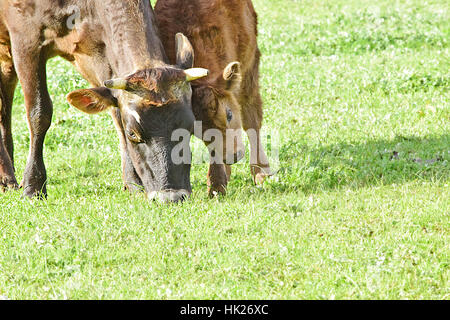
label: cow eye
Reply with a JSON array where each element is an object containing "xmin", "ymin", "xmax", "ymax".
[
  {"xmin": 127, "ymin": 130, "xmax": 143, "ymax": 144},
  {"xmin": 226, "ymin": 109, "xmax": 233, "ymax": 123}
]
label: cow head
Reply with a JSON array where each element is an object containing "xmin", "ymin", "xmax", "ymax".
[
  {"xmin": 192, "ymin": 62, "xmax": 245, "ymax": 165},
  {"xmin": 67, "ymin": 34, "xmax": 208, "ymax": 203}
]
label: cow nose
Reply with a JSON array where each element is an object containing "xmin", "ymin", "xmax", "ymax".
[{"xmin": 147, "ymin": 189, "xmax": 191, "ymax": 203}]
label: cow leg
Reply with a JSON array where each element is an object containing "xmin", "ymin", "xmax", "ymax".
[
  {"xmin": 225, "ymin": 164, "xmax": 232, "ymax": 181},
  {"xmin": 206, "ymin": 142, "xmax": 232, "ymax": 197},
  {"xmin": 0, "ymin": 132, "xmax": 17, "ymax": 191},
  {"xmin": 10, "ymin": 41, "xmax": 52, "ymax": 198},
  {"xmin": 0, "ymin": 60, "xmax": 18, "ymax": 167},
  {"xmin": 207, "ymin": 163, "xmax": 228, "ymax": 197},
  {"xmin": 240, "ymin": 65, "xmax": 272, "ymax": 185},
  {"xmin": 0, "ymin": 59, "xmax": 18, "ymax": 191},
  {"xmin": 245, "ymin": 124, "xmax": 272, "ymax": 185},
  {"xmin": 110, "ymin": 109, "xmax": 143, "ymax": 192}
]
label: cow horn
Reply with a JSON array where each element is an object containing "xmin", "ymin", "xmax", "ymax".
[
  {"xmin": 184, "ymin": 68, "xmax": 209, "ymax": 82},
  {"xmin": 104, "ymin": 78, "xmax": 128, "ymax": 90}
]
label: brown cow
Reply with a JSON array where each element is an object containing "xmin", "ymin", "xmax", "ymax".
[
  {"xmin": 0, "ymin": 0, "xmax": 208, "ymax": 202},
  {"xmin": 155, "ymin": 0, "xmax": 272, "ymax": 196}
]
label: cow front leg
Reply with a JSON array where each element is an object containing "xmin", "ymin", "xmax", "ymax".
[
  {"xmin": 241, "ymin": 94, "xmax": 273, "ymax": 185},
  {"xmin": 239, "ymin": 63, "xmax": 273, "ymax": 185},
  {"xmin": 11, "ymin": 43, "xmax": 52, "ymax": 198},
  {"xmin": 225, "ymin": 164, "xmax": 232, "ymax": 182},
  {"xmin": 247, "ymin": 128, "xmax": 273, "ymax": 185},
  {"xmin": 110, "ymin": 109, "xmax": 143, "ymax": 192},
  {"xmin": 0, "ymin": 136, "xmax": 17, "ymax": 191},
  {"xmin": 207, "ymin": 163, "xmax": 228, "ymax": 197},
  {"xmin": 0, "ymin": 60, "xmax": 18, "ymax": 191},
  {"xmin": 0, "ymin": 60, "xmax": 18, "ymax": 168}
]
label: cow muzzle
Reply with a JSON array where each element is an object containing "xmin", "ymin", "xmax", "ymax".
[{"xmin": 147, "ymin": 189, "xmax": 191, "ymax": 203}]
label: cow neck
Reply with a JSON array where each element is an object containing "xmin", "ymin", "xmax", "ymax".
[{"xmin": 96, "ymin": 0, "xmax": 169, "ymax": 77}]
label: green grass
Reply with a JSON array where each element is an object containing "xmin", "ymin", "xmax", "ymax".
[{"xmin": 1, "ymin": 0, "xmax": 449, "ymax": 299}]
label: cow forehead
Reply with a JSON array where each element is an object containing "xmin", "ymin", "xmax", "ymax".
[
  {"xmin": 117, "ymin": 77, "xmax": 191, "ymax": 109},
  {"xmin": 126, "ymin": 67, "xmax": 187, "ymax": 91}
]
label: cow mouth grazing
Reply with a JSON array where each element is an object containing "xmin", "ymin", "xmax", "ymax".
[{"xmin": 147, "ymin": 189, "xmax": 191, "ymax": 203}]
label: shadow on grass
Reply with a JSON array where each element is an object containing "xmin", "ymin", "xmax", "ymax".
[
  {"xmin": 231, "ymin": 134, "xmax": 449, "ymax": 195},
  {"xmin": 27, "ymin": 134, "xmax": 448, "ymax": 200}
]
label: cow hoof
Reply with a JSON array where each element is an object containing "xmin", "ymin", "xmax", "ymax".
[
  {"xmin": 208, "ymin": 185, "xmax": 227, "ymax": 198},
  {"xmin": 21, "ymin": 191, "xmax": 47, "ymax": 200},
  {"xmin": 254, "ymin": 173, "xmax": 268, "ymax": 185},
  {"xmin": 0, "ymin": 176, "xmax": 19, "ymax": 192},
  {"xmin": 21, "ymin": 185, "xmax": 47, "ymax": 200},
  {"xmin": 251, "ymin": 166, "xmax": 274, "ymax": 185}
]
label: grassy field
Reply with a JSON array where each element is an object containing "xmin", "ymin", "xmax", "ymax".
[{"xmin": 0, "ymin": 0, "xmax": 449, "ymax": 299}]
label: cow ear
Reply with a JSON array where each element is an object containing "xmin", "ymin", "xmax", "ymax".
[
  {"xmin": 175, "ymin": 33, "xmax": 194, "ymax": 69},
  {"xmin": 67, "ymin": 87, "xmax": 118, "ymax": 114},
  {"xmin": 223, "ymin": 62, "xmax": 241, "ymax": 90}
]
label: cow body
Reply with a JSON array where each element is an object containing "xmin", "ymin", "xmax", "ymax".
[
  {"xmin": 0, "ymin": 0, "xmax": 207, "ymax": 202},
  {"xmin": 155, "ymin": 0, "xmax": 272, "ymax": 196}
]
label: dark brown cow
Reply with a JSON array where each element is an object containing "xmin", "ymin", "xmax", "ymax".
[
  {"xmin": 155, "ymin": 0, "xmax": 272, "ymax": 196},
  {"xmin": 0, "ymin": 0, "xmax": 208, "ymax": 202}
]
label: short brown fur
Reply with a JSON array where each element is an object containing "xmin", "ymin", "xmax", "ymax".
[
  {"xmin": 155, "ymin": 0, "xmax": 272, "ymax": 196},
  {"xmin": 0, "ymin": 0, "xmax": 198, "ymax": 200}
]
